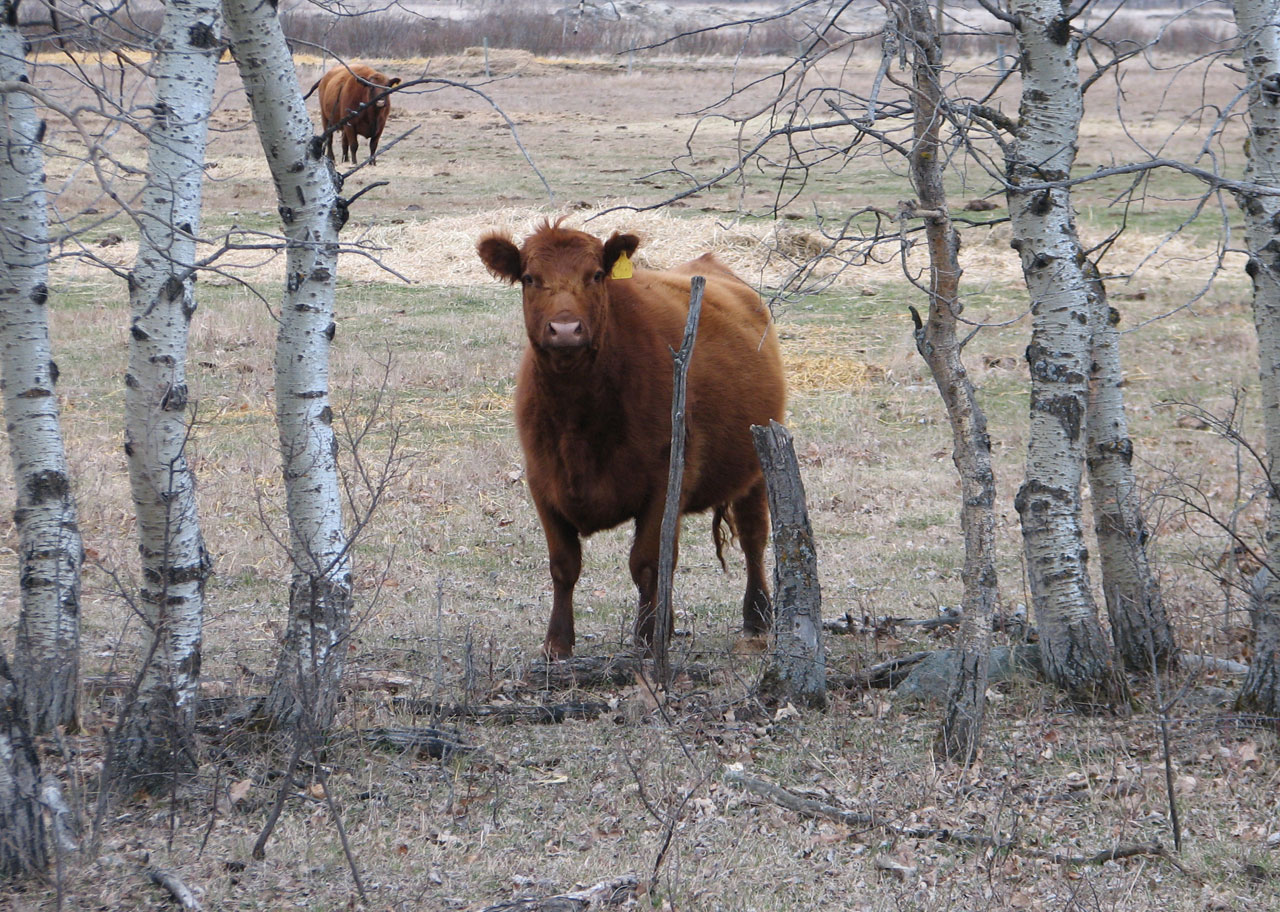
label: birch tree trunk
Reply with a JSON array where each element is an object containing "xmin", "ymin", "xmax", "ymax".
[
  {"xmin": 111, "ymin": 0, "xmax": 220, "ymax": 792},
  {"xmin": 0, "ymin": 652, "xmax": 48, "ymax": 879},
  {"xmin": 222, "ymin": 0, "xmax": 353, "ymax": 730},
  {"xmin": 1083, "ymin": 264, "xmax": 1178, "ymax": 673},
  {"xmin": 1005, "ymin": 0, "xmax": 1120, "ymax": 703},
  {"xmin": 0, "ymin": 12, "xmax": 84, "ymax": 734},
  {"xmin": 753, "ymin": 421, "xmax": 826, "ymax": 709},
  {"xmin": 895, "ymin": 0, "xmax": 998, "ymax": 763},
  {"xmin": 1231, "ymin": 0, "xmax": 1280, "ymax": 721}
]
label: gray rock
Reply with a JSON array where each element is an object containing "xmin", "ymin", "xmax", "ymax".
[{"xmin": 893, "ymin": 644, "xmax": 1042, "ymax": 704}]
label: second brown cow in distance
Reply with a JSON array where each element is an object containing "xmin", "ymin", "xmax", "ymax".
[
  {"xmin": 478, "ymin": 220, "xmax": 787, "ymax": 659},
  {"xmin": 307, "ymin": 63, "xmax": 401, "ymax": 164}
]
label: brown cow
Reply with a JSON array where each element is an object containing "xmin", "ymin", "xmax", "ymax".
[
  {"xmin": 477, "ymin": 221, "xmax": 786, "ymax": 659},
  {"xmin": 308, "ymin": 64, "xmax": 401, "ymax": 165}
]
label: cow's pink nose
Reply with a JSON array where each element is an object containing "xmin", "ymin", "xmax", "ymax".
[{"xmin": 545, "ymin": 320, "xmax": 586, "ymax": 348}]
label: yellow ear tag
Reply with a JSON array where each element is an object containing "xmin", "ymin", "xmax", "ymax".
[{"xmin": 610, "ymin": 252, "xmax": 634, "ymax": 280}]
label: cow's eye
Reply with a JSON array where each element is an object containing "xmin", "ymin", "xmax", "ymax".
[
  {"xmin": 521, "ymin": 274, "xmax": 533, "ymax": 286},
  {"xmin": 592, "ymin": 270, "xmax": 605, "ymax": 283}
]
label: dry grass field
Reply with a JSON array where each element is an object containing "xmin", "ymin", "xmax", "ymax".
[{"xmin": 3, "ymin": 34, "xmax": 1280, "ymax": 912}]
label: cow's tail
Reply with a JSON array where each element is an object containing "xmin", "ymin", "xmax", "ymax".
[
  {"xmin": 303, "ymin": 78, "xmax": 322, "ymax": 100},
  {"xmin": 711, "ymin": 504, "xmax": 738, "ymax": 572}
]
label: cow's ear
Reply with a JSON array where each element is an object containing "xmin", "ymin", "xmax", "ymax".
[
  {"xmin": 602, "ymin": 232, "xmax": 640, "ymax": 274},
  {"xmin": 388, "ymin": 77, "xmax": 402, "ymax": 88},
  {"xmin": 477, "ymin": 233, "xmax": 522, "ymax": 284}
]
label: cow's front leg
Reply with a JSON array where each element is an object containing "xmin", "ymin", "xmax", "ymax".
[
  {"xmin": 537, "ymin": 504, "xmax": 581, "ymax": 659},
  {"xmin": 630, "ymin": 501, "xmax": 678, "ymax": 653}
]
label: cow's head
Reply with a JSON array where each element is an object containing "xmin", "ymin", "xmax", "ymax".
[
  {"xmin": 373, "ymin": 76, "xmax": 401, "ymax": 108},
  {"xmin": 478, "ymin": 222, "xmax": 640, "ymax": 369}
]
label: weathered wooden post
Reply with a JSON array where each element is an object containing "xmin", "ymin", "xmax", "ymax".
[
  {"xmin": 653, "ymin": 276, "xmax": 705, "ymax": 688},
  {"xmin": 752, "ymin": 420, "xmax": 825, "ymax": 708}
]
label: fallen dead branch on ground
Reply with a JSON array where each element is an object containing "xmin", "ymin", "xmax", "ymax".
[
  {"xmin": 468, "ymin": 874, "xmax": 639, "ymax": 911},
  {"xmin": 724, "ymin": 769, "xmax": 1182, "ymax": 869},
  {"xmin": 524, "ymin": 655, "xmax": 713, "ymax": 689},
  {"xmin": 359, "ymin": 727, "xmax": 474, "ymax": 759},
  {"xmin": 147, "ymin": 866, "xmax": 202, "ymax": 910},
  {"xmin": 395, "ymin": 698, "xmax": 611, "ymax": 723}
]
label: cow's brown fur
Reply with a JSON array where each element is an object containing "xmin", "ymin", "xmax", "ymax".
[
  {"xmin": 309, "ymin": 64, "xmax": 401, "ymax": 165},
  {"xmin": 478, "ymin": 221, "xmax": 786, "ymax": 659}
]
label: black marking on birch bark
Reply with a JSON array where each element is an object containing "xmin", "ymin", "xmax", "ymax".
[
  {"xmin": 324, "ymin": 321, "xmax": 336, "ymax": 341},
  {"xmin": 35, "ymin": 119, "xmax": 45, "ymax": 143},
  {"xmin": 142, "ymin": 556, "xmax": 210, "ymax": 586},
  {"xmin": 140, "ymin": 588, "xmax": 203, "ymax": 607},
  {"xmin": 152, "ymin": 354, "xmax": 176, "ymax": 367},
  {"xmin": 125, "ymin": 372, "xmax": 140, "ymax": 389},
  {"xmin": 1027, "ymin": 88, "xmax": 1050, "ymax": 105},
  {"xmin": 164, "ymin": 275, "xmax": 185, "ymax": 302},
  {"xmin": 1014, "ymin": 478, "xmax": 1071, "ymax": 514},
  {"xmin": 180, "ymin": 650, "xmax": 202, "ymax": 678},
  {"xmin": 308, "ymin": 136, "xmax": 325, "ymax": 159},
  {"xmin": 48, "ymin": 360, "xmax": 58, "ymax": 384},
  {"xmin": 319, "ymin": 405, "xmax": 333, "ymax": 425},
  {"xmin": 1026, "ymin": 342, "xmax": 1084, "ymax": 384},
  {"xmin": 1031, "ymin": 391, "xmax": 1083, "ymax": 440},
  {"xmin": 131, "ymin": 322, "xmax": 151, "ymax": 341},
  {"xmin": 26, "ymin": 469, "xmax": 70, "ymax": 503},
  {"xmin": 160, "ymin": 383, "xmax": 188, "ymax": 412},
  {"xmin": 1247, "ymin": 257, "xmax": 1261, "ymax": 279},
  {"xmin": 1030, "ymin": 190, "xmax": 1053, "ymax": 216},
  {"xmin": 16, "ymin": 386, "xmax": 51, "ymax": 399},
  {"xmin": 331, "ymin": 435, "xmax": 340, "ymax": 458},
  {"xmin": 183, "ymin": 296, "xmax": 197, "ymax": 320},
  {"xmin": 1107, "ymin": 306, "xmax": 1120, "ymax": 327},
  {"xmin": 279, "ymin": 205, "xmax": 295, "ymax": 224},
  {"xmin": 333, "ymin": 199, "xmax": 350, "ymax": 230},
  {"xmin": 310, "ymin": 266, "xmax": 332, "ymax": 284},
  {"xmin": 287, "ymin": 272, "xmax": 302, "ymax": 292},
  {"xmin": 296, "ymin": 390, "xmax": 326, "ymax": 399},
  {"xmin": 31, "ymin": 283, "xmax": 48, "ymax": 305},
  {"xmin": 288, "ymin": 160, "xmax": 304, "ymax": 175},
  {"xmin": 124, "ymin": 439, "xmax": 134, "ymax": 457},
  {"xmin": 1263, "ymin": 73, "xmax": 1280, "ymax": 105},
  {"xmin": 1047, "ymin": 16, "xmax": 1071, "ymax": 46},
  {"xmin": 1010, "ymin": 237, "xmax": 1024, "ymax": 253},
  {"xmin": 1091, "ymin": 436, "xmax": 1133, "ymax": 465},
  {"xmin": 152, "ymin": 101, "xmax": 171, "ymax": 130},
  {"xmin": 7, "ymin": 4, "xmax": 19, "ymax": 28},
  {"xmin": 188, "ymin": 20, "xmax": 217, "ymax": 49}
]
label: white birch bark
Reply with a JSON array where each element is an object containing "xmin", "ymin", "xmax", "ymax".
[
  {"xmin": 0, "ymin": 14, "xmax": 84, "ymax": 734},
  {"xmin": 895, "ymin": 0, "xmax": 998, "ymax": 763},
  {"xmin": 1231, "ymin": 0, "xmax": 1280, "ymax": 719},
  {"xmin": 111, "ymin": 0, "xmax": 219, "ymax": 790},
  {"xmin": 1084, "ymin": 266, "xmax": 1178, "ymax": 672},
  {"xmin": 222, "ymin": 0, "xmax": 353, "ymax": 729},
  {"xmin": 1005, "ymin": 0, "xmax": 1119, "ymax": 702}
]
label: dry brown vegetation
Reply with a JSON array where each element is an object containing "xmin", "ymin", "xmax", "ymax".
[{"xmin": 3, "ymin": 37, "xmax": 1280, "ymax": 912}]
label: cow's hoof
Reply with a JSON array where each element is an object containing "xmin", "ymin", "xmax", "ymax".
[{"xmin": 541, "ymin": 641, "xmax": 573, "ymax": 661}]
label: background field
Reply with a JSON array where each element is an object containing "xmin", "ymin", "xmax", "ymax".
[{"xmin": 4, "ymin": 18, "xmax": 1279, "ymax": 912}]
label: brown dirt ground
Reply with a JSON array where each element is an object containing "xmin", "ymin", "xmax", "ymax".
[{"xmin": 2, "ymin": 44, "xmax": 1278, "ymax": 912}]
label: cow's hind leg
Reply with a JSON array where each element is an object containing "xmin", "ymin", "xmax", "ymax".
[{"xmin": 733, "ymin": 481, "xmax": 772, "ymax": 634}]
